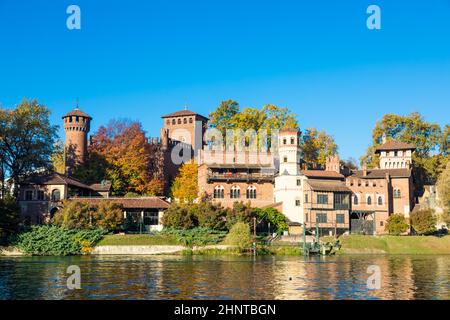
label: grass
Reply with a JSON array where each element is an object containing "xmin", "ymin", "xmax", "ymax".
[
  {"xmin": 336, "ymin": 235, "xmax": 450, "ymax": 254},
  {"xmin": 97, "ymin": 234, "xmax": 179, "ymax": 246}
]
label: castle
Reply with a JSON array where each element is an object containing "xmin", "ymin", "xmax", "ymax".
[{"xmin": 17, "ymin": 106, "xmax": 417, "ymax": 236}]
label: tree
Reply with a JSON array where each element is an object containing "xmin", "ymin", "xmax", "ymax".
[
  {"xmin": 170, "ymin": 161, "xmax": 198, "ymax": 203},
  {"xmin": 0, "ymin": 196, "xmax": 20, "ymax": 244},
  {"xmin": 385, "ymin": 214, "xmax": 409, "ymax": 235},
  {"xmin": 75, "ymin": 119, "xmax": 156, "ymax": 195},
  {"xmin": 341, "ymin": 157, "xmax": 359, "ymax": 170},
  {"xmin": 361, "ymin": 113, "xmax": 446, "ymax": 186},
  {"xmin": 93, "ymin": 201, "xmax": 124, "ymax": 232},
  {"xmin": 253, "ymin": 207, "xmax": 288, "ymax": 234},
  {"xmin": 208, "ymin": 99, "xmax": 240, "ymax": 134},
  {"xmin": 226, "ymin": 201, "xmax": 253, "ymax": 230},
  {"xmin": 224, "ymin": 221, "xmax": 253, "ymax": 249},
  {"xmin": 410, "ymin": 209, "xmax": 437, "ymax": 235},
  {"xmin": 53, "ymin": 200, "xmax": 92, "ymax": 229},
  {"xmin": 51, "ymin": 140, "xmax": 66, "ymax": 174},
  {"xmin": 437, "ymin": 162, "xmax": 450, "ymax": 226},
  {"xmin": 161, "ymin": 203, "xmax": 198, "ymax": 229},
  {"xmin": 0, "ymin": 99, "xmax": 58, "ymax": 196},
  {"xmin": 195, "ymin": 201, "xmax": 227, "ymax": 230},
  {"xmin": 301, "ymin": 128, "xmax": 338, "ymax": 169}
]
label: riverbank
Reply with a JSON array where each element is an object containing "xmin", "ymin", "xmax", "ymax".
[{"xmin": 331, "ymin": 235, "xmax": 450, "ymax": 255}]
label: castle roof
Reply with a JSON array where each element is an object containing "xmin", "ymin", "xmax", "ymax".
[
  {"xmin": 21, "ymin": 172, "xmax": 92, "ymax": 190},
  {"xmin": 350, "ymin": 168, "xmax": 412, "ymax": 179},
  {"xmin": 301, "ymin": 170, "xmax": 344, "ymax": 179},
  {"xmin": 161, "ymin": 109, "xmax": 208, "ymax": 120},
  {"xmin": 307, "ymin": 180, "xmax": 351, "ymax": 193},
  {"xmin": 62, "ymin": 108, "xmax": 92, "ymax": 119},
  {"xmin": 375, "ymin": 140, "xmax": 415, "ymax": 152}
]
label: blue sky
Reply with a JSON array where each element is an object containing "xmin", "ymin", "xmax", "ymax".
[{"xmin": 0, "ymin": 0, "xmax": 449, "ymax": 162}]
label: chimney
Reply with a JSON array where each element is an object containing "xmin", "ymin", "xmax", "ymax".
[{"xmin": 362, "ymin": 164, "xmax": 367, "ymax": 177}]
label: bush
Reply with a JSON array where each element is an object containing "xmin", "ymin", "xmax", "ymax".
[
  {"xmin": 0, "ymin": 196, "xmax": 20, "ymax": 244},
  {"xmin": 161, "ymin": 203, "xmax": 198, "ymax": 229},
  {"xmin": 410, "ymin": 209, "xmax": 437, "ymax": 235},
  {"xmin": 13, "ymin": 225, "xmax": 106, "ymax": 256},
  {"xmin": 161, "ymin": 227, "xmax": 227, "ymax": 247},
  {"xmin": 254, "ymin": 207, "xmax": 288, "ymax": 234},
  {"xmin": 385, "ymin": 214, "xmax": 409, "ymax": 235},
  {"xmin": 53, "ymin": 200, "xmax": 124, "ymax": 232},
  {"xmin": 195, "ymin": 201, "xmax": 227, "ymax": 230},
  {"xmin": 224, "ymin": 222, "xmax": 253, "ymax": 249},
  {"xmin": 226, "ymin": 202, "xmax": 253, "ymax": 230}
]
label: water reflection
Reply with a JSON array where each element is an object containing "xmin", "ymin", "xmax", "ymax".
[{"xmin": 0, "ymin": 255, "xmax": 449, "ymax": 300}]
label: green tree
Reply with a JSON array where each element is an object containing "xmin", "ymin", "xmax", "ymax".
[
  {"xmin": 52, "ymin": 200, "xmax": 93, "ymax": 229},
  {"xmin": 195, "ymin": 201, "xmax": 228, "ymax": 230},
  {"xmin": 253, "ymin": 207, "xmax": 288, "ymax": 234},
  {"xmin": 208, "ymin": 99, "xmax": 240, "ymax": 134},
  {"xmin": 410, "ymin": 209, "xmax": 437, "ymax": 235},
  {"xmin": 226, "ymin": 201, "xmax": 253, "ymax": 230},
  {"xmin": 0, "ymin": 99, "xmax": 58, "ymax": 196},
  {"xmin": 224, "ymin": 221, "xmax": 253, "ymax": 249},
  {"xmin": 301, "ymin": 128, "xmax": 338, "ymax": 169},
  {"xmin": 437, "ymin": 162, "xmax": 450, "ymax": 226},
  {"xmin": 161, "ymin": 203, "xmax": 198, "ymax": 229},
  {"xmin": 0, "ymin": 196, "xmax": 20, "ymax": 244},
  {"xmin": 385, "ymin": 214, "xmax": 409, "ymax": 235},
  {"xmin": 51, "ymin": 140, "xmax": 66, "ymax": 174}
]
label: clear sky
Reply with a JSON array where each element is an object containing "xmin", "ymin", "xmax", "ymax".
[{"xmin": 0, "ymin": 0, "xmax": 449, "ymax": 162}]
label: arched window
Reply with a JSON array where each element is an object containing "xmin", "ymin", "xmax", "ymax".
[
  {"xmin": 183, "ymin": 118, "xmax": 187, "ymax": 124},
  {"xmin": 189, "ymin": 118, "xmax": 193, "ymax": 123},
  {"xmin": 283, "ymin": 138, "xmax": 287, "ymax": 145},
  {"xmin": 178, "ymin": 119, "xmax": 181, "ymax": 124},
  {"xmin": 378, "ymin": 196, "xmax": 383, "ymax": 205},
  {"xmin": 230, "ymin": 186, "xmax": 240, "ymax": 199},
  {"xmin": 394, "ymin": 189, "xmax": 401, "ymax": 198},
  {"xmin": 290, "ymin": 137, "xmax": 295, "ymax": 145},
  {"xmin": 367, "ymin": 196, "xmax": 372, "ymax": 205},
  {"xmin": 353, "ymin": 195, "xmax": 359, "ymax": 205},
  {"xmin": 213, "ymin": 185, "xmax": 224, "ymax": 199},
  {"xmin": 246, "ymin": 186, "xmax": 257, "ymax": 199},
  {"xmin": 283, "ymin": 156, "xmax": 288, "ymax": 163},
  {"xmin": 172, "ymin": 119, "xmax": 176, "ymax": 125},
  {"xmin": 51, "ymin": 189, "xmax": 61, "ymax": 201}
]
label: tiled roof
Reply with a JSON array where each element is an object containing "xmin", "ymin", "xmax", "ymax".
[
  {"xmin": 302, "ymin": 170, "xmax": 344, "ymax": 179},
  {"xmin": 161, "ymin": 109, "xmax": 208, "ymax": 120},
  {"xmin": 69, "ymin": 197, "xmax": 170, "ymax": 209},
  {"xmin": 375, "ymin": 140, "xmax": 415, "ymax": 152},
  {"xmin": 62, "ymin": 108, "xmax": 92, "ymax": 119},
  {"xmin": 307, "ymin": 180, "xmax": 351, "ymax": 193},
  {"xmin": 350, "ymin": 168, "xmax": 412, "ymax": 179},
  {"xmin": 90, "ymin": 181, "xmax": 112, "ymax": 192},
  {"xmin": 21, "ymin": 172, "xmax": 92, "ymax": 190}
]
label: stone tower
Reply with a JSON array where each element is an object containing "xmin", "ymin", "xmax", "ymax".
[
  {"xmin": 277, "ymin": 128, "xmax": 302, "ymax": 175},
  {"xmin": 375, "ymin": 136, "xmax": 415, "ymax": 169},
  {"xmin": 62, "ymin": 107, "xmax": 92, "ymax": 172}
]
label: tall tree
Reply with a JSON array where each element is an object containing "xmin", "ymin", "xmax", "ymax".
[
  {"xmin": 170, "ymin": 161, "xmax": 198, "ymax": 203},
  {"xmin": 0, "ymin": 99, "xmax": 58, "ymax": 196},
  {"xmin": 437, "ymin": 161, "xmax": 450, "ymax": 225},
  {"xmin": 361, "ymin": 112, "xmax": 447, "ymax": 185},
  {"xmin": 301, "ymin": 128, "xmax": 338, "ymax": 169},
  {"xmin": 208, "ymin": 99, "xmax": 239, "ymax": 134}
]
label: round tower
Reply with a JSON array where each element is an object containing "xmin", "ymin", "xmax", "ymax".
[{"xmin": 62, "ymin": 107, "xmax": 92, "ymax": 167}]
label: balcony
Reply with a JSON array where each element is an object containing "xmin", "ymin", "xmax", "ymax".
[{"xmin": 207, "ymin": 172, "xmax": 274, "ymax": 183}]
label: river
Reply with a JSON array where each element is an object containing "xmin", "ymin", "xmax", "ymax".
[{"xmin": 0, "ymin": 255, "xmax": 449, "ymax": 300}]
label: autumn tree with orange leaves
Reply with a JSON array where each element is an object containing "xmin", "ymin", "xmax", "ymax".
[{"xmin": 74, "ymin": 119, "xmax": 164, "ymax": 196}]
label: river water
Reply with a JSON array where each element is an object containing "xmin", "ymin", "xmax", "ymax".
[{"xmin": 0, "ymin": 255, "xmax": 449, "ymax": 300}]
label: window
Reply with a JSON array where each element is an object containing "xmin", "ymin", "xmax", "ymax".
[
  {"xmin": 378, "ymin": 196, "xmax": 383, "ymax": 205},
  {"xmin": 178, "ymin": 119, "xmax": 181, "ymax": 124},
  {"xmin": 172, "ymin": 119, "xmax": 176, "ymax": 125},
  {"xmin": 305, "ymin": 213, "xmax": 308, "ymax": 222},
  {"xmin": 353, "ymin": 195, "xmax": 359, "ymax": 205},
  {"xmin": 305, "ymin": 194, "xmax": 308, "ymax": 203},
  {"xmin": 230, "ymin": 186, "xmax": 240, "ymax": 199},
  {"xmin": 37, "ymin": 190, "xmax": 45, "ymax": 201},
  {"xmin": 51, "ymin": 189, "xmax": 61, "ymax": 201},
  {"xmin": 394, "ymin": 189, "xmax": 401, "ymax": 198},
  {"xmin": 317, "ymin": 194, "xmax": 328, "ymax": 205},
  {"xmin": 283, "ymin": 138, "xmax": 287, "ymax": 145},
  {"xmin": 316, "ymin": 213, "xmax": 327, "ymax": 223},
  {"xmin": 214, "ymin": 185, "xmax": 224, "ymax": 199},
  {"xmin": 367, "ymin": 196, "xmax": 372, "ymax": 205},
  {"xmin": 336, "ymin": 214, "xmax": 345, "ymax": 224},
  {"xmin": 295, "ymin": 199, "xmax": 301, "ymax": 206},
  {"xmin": 373, "ymin": 181, "xmax": 377, "ymax": 187},
  {"xmin": 76, "ymin": 116, "xmax": 79, "ymax": 122},
  {"xmin": 380, "ymin": 221, "xmax": 384, "ymax": 227},
  {"xmin": 297, "ymin": 179, "xmax": 301, "ymax": 186},
  {"xmin": 246, "ymin": 186, "xmax": 257, "ymax": 199},
  {"xmin": 183, "ymin": 118, "xmax": 187, "ymax": 124},
  {"xmin": 334, "ymin": 193, "xmax": 349, "ymax": 210},
  {"xmin": 69, "ymin": 117, "xmax": 73, "ymax": 123},
  {"xmin": 290, "ymin": 137, "xmax": 295, "ymax": 145},
  {"xmin": 394, "ymin": 151, "xmax": 398, "ymax": 157},
  {"xmin": 144, "ymin": 211, "xmax": 159, "ymax": 225},
  {"xmin": 25, "ymin": 190, "xmax": 33, "ymax": 201},
  {"xmin": 283, "ymin": 156, "xmax": 288, "ymax": 163},
  {"xmin": 189, "ymin": 118, "xmax": 193, "ymax": 123},
  {"xmin": 365, "ymin": 181, "xmax": 369, "ymax": 187}
]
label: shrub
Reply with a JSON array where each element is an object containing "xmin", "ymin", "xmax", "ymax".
[
  {"xmin": 224, "ymin": 222, "xmax": 253, "ymax": 249},
  {"xmin": 13, "ymin": 225, "xmax": 105, "ymax": 256},
  {"xmin": 195, "ymin": 201, "xmax": 227, "ymax": 230},
  {"xmin": 385, "ymin": 214, "xmax": 409, "ymax": 235},
  {"xmin": 53, "ymin": 200, "xmax": 124, "ymax": 232},
  {"xmin": 410, "ymin": 209, "xmax": 437, "ymax": 235},
  {"xmin": 0, "ymin": 196, "xmax": 20, "ymax": 244},
  {"xmin": 226, "ymin": 202, "xmax": 253, "ymax": 230},
  {"xmin": 254, "ymin": 207, "xmax": 288, "ymax": 234},
  {"xmin": 161, "ymin": 203, "xmax": 198, "ymax": 229},
  {"xmin": 93, "ymin": 201, "xmax": 124, "ymax": 231},
  {"xmin": 161, "ymin": 227, "xmax": 227, "ymax": 247}
]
